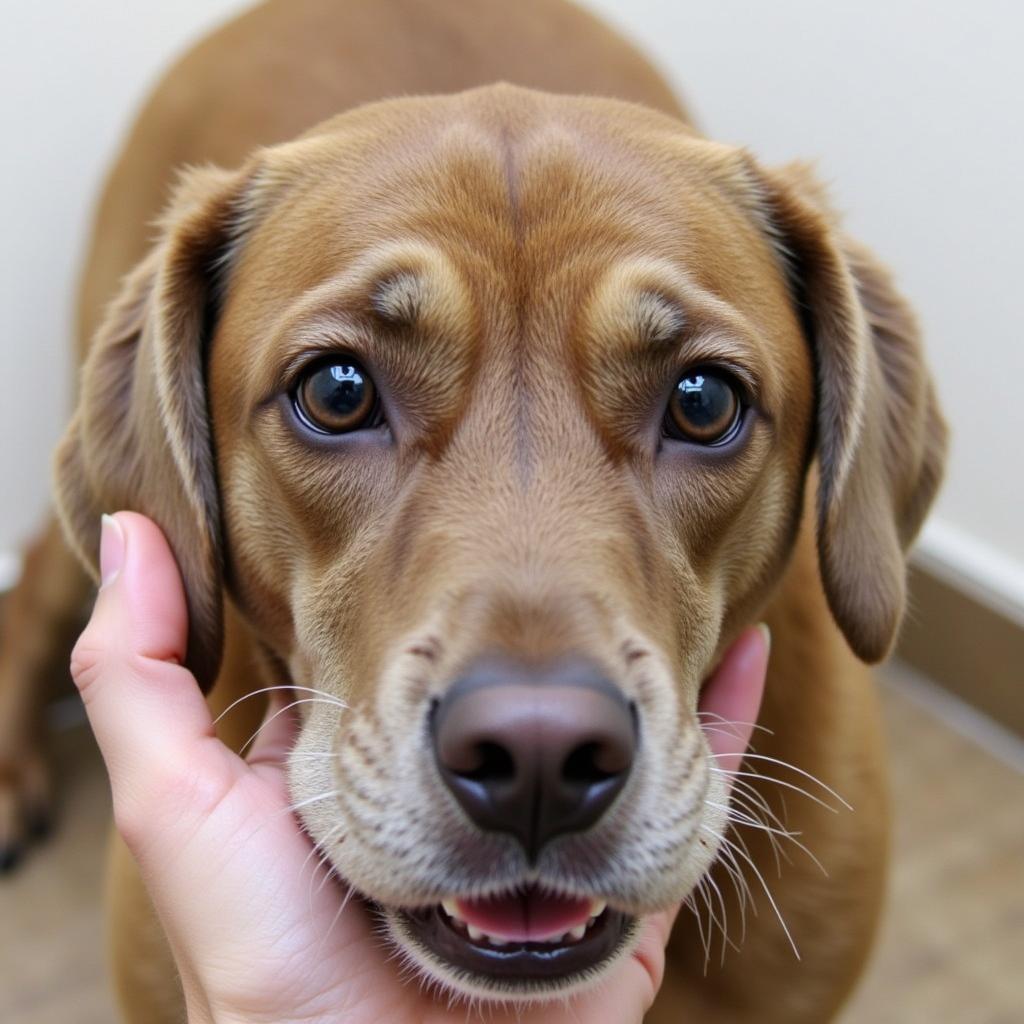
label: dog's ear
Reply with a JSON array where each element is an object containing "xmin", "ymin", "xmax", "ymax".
[
  {"xmin": 742, "ymin": 160, "xmax": 947, "ymax": 662},
  {"xmin": 53, "ymin": 164, "xmax": 257, "ymax": 691}
]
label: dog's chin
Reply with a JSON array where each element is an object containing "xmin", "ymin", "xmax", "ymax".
[{"xmin": 378, "ymin": 887, "xmax": 641, "ymax": 1002}]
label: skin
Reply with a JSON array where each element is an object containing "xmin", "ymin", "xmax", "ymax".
[{"xmin": 71, "ymin": 511, "xmax": 768, "ymax": 1023}]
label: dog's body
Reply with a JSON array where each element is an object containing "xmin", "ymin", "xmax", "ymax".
[{"xmin": 0, "ymin": 1, "xmax": 946, "ymax": 1020}]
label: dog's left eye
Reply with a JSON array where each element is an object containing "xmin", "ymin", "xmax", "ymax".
[
  {"xmin": 293, "ymin": 359, "xmax": 380, "ymax": 433},
  {"xmin": 663, "ymin": 369, "xmax": 743, "ymax": 445}
]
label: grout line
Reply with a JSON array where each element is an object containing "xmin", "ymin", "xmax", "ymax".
[{"xmin": 883, "ymin": 659, "xmax": 1024, "ymax": 775}]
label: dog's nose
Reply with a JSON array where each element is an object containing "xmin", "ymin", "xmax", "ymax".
[{"xmin": 432, "ymin": 657, "xmax": 636, "ymax": 860}]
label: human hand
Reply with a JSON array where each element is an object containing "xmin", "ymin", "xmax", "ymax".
[{"xmin": 70, "ymin": 512, "xmax": 769, "ymax": 1024}]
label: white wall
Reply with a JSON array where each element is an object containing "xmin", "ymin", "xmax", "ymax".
[
  {"xmin": 0, "ymin": 0, "xmax": 243, "ymax": 574},
  {"xmin": 2, "ymin": 1, "xmax": 1021, "ymax": 615}
]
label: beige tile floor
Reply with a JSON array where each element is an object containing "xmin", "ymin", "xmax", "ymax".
[{"xmin": 1, "ymin": 669, "xmax": 1022, "ymax": 1023}]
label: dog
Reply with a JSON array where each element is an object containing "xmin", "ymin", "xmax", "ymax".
[{"xmin": 0, "ymin": 0, "xmax": 946, "ymax": 1020}]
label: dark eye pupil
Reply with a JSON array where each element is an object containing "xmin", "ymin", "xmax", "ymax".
[
  {"xmin": 311, "ymin": 364, "xmax": 365, "ymax": 417},
  {"xmin": 666, "ymin": 371, "xmax": 740, "ymax": 444},
  {"xmin": 296, "ymin": 360, "xmax": 377, "ymax": 433},
  {"xmin": 677, "ymin": 374, "xmax": 729, "ymax": 427}
]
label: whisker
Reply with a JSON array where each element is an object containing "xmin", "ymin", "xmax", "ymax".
[
  {"xmin": 696, "ymin": 710, "xmax": 773, "ymax": 735},
  {"xmin": 709, "ymin": 800, "xmax": 828, "ymax": 878},
  {"xmin": 213, "ymin": 684, "xmax": 347, "ymax": 726},
  {"xmin": 707, "ymin": 800, "xmax": 798, "ymax": 840},
  {"xmin": 281, "ymin": 789, "xmax": 342, "ymax": 816},
  {"xmin": 704, "ymin": 869, "xmax": 738, "ymax": 964},
  {"xmin": 699, "ymin": 723, "xmax": 753, "ymax": 741},
  {"xmin": 690, "ymin": 880, "xmax": 713, "ymax": 971},
  {"xmin": 705, "ymin": 826, "xmax": 801, "ymax": 960},
  {"xmin": 695, "ymin": 874, "xmax": 726, "ymax": 962},
  {"xmin": 317, "ymin": 878, "xmax": 357, "ymax": 955},
  {"xmin": 728, "ymin": 777, "xmax": 791, "ymax": 831},
  {"xmin": 714, "ymin": 840, "xmax": 752, "ymax": 943},
  {"xmin": 239, "ymin": 697, "xmax": 346, "ymax": 756},
  {"xmin": 685, "ymin": 890, "xmax": 710, "ymax": 970},
  {"xmin": 302, "ymin": 823, "xmax": 343, "ymax": 916},
  {"xmin": 722, "ymin": 787, "xmax": 789, "ymax": 873},
  {"xmin": 710, "ymin": 765, "xmax": 845, "ymax": 814},
  {"xmin": 710, "ymin": 753, "xmax": 852, "ymax": 810}
]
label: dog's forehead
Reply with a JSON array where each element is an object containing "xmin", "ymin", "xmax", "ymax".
[
  {"xmin": 243, "ymin": 90, "xmax": 770, "ymax": 295},
  {"xmin": 220, "ymin": 90, "xmax": 801, "ymax": 419}
]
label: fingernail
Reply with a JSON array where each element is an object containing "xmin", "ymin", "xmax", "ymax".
[
  {"xmin": 756, "ymin": 622, "xmax": 772, "ymax": 658},
  {"xmin": 100, "ymin": 514, "xmax": 125, "ymax": 589}
]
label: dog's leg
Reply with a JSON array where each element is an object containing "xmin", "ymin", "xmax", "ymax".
[{"xmin": 0, "ymin": 514, "xmax": 92, "ymax": 870}]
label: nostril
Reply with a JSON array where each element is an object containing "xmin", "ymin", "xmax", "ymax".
[
  {"xmin": 457, "ymin": 741, "xmax": 516, "ymax": 783},
  {"xmin": 562, "ymin": 741, "xmax": 621, "ymax": 784}
]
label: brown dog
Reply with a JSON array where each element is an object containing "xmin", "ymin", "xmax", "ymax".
[{"xmin": 0, "ymin": 0, "xmax": 946, "ymax": 1020}]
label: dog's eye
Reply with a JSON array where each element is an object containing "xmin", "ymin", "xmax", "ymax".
[
  {"xmin": 293, "ymin": 359, "xmax": 378, "ymax": 433},
  {"xmin": 664, "ymin": 369, "xmax": 742, "ymax": 445}
]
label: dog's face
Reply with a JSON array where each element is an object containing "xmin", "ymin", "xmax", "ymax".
[{"xmin": 55, "ymin": 87, "xmax": 944, "ymax": 1000}]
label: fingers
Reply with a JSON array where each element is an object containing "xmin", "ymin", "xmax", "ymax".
[
  {"xmin": 246, "ymin": 693, "xmax": 300, "ymax": 772},
  {"xmin": 698, "ymin": 623, "xmax": 771, "ymax": 774},
  {"xmin": 69, "ymin": 513, "xmax": 225, "ymax": 839}
]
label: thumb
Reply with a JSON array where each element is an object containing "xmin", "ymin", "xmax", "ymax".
[{"xmin": 70, "ymin": 513, "xmax": 224, "ymax": 842}]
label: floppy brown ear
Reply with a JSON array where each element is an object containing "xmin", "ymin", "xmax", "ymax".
[
  {"xmin": 749, "ymin": 161, "xmax": 947, "ymax": 662},
  {"xmin": 53, "ymin": 164, "xmax": 253, "ymax": 690}
]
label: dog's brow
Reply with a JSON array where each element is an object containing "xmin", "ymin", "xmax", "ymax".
[
  {"xmin": 273, "ymin": 242, "xmax": 471, "ymax": 344},
  {"xmin": 371, "ymin": 272, "xmax": 424, "ymax": 327},
  {"xmin": 632, "ymin": 292, "xmax": 686, "ymax": 346}
]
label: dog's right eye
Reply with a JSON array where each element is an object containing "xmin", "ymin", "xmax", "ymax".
[
  {"xmin": 293, "ymin": 359, "xmax": 380, "ymax": 433},
  {"xmin": 663, "ymin": 368, "xmax": 743, "ymax": 446}
]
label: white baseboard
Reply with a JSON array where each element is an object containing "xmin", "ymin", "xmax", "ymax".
[{"xmin": 914, "ymin": 517, "xmax": 1024, "ymax": 628}]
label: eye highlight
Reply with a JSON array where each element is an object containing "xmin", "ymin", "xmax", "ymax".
[
  {"xmin": 664, "ymin": 369, "xmax": 743, "ymax": 445},
  {"xmin": 293, "ymin": 359, "xmax": 379, "ymax": 434}
]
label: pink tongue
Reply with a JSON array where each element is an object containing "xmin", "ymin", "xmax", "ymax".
[{"xmin": 455, "ymin": 889, "xmax": 592, "ymax": 942}]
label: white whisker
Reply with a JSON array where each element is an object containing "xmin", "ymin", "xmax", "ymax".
[
  {"xmin": 704, "ymin": 869, "xmax": 738, "ymax": 964},
  {"xmin": 317, "ymin": 878, "xmax": 357, "ymax": 955},
  {"xmin": 697, "ymin": 710, "xmax": 773, "ymax": 735},
  {"xmin": 705, "ymin": 826, "xmax": 801, "ymax": 960},
  {"xmin": 281, "ymin": 789, "xmax": 342, "ymax": 815},
  {"xmin": 722, "ymin": 787, "xmax": 789, "ymax": 873},
  {"xmin": 710, "ymin": 752, "xmax": 852, "ymax": 810},
  {"xmin": 710, "ymin": 765, "xmax": 845, "ymax": 814},
  {"xmin": 213, "ymin": 684, "xmax": 347, "ymax": 726},
  {"xmin": 239, "ymin": 697, "xmax": 345, "ymax": 756},
  {"xmin": 685, "ymin": 890, "xmax": 710, "ymax": 971},
  {"xmin": 715, "ymin": 840, "xmax": 753, "ymax": 943},
  {"xmin": 709, "ymin": 800, "xmax": 829, "ymax": 878}
]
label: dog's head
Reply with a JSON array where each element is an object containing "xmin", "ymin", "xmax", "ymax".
[{"xmin": 54, "ymin": 86, "xmax": 944, "ymax": 999}]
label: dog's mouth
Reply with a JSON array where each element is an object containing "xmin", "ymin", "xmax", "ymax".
[{"xmin": 391, "ymin": 886, "xmax": 636, "ymax": 993}]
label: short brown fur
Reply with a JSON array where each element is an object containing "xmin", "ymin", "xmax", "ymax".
[{"xmin": 0, "ymin": 1, "xmax": 945, "ymax": 1020}]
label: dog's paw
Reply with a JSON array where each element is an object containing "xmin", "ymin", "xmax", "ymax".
[{"xmin": 0, "ymin": 749, "xmax": 53, "ymax": 874}]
